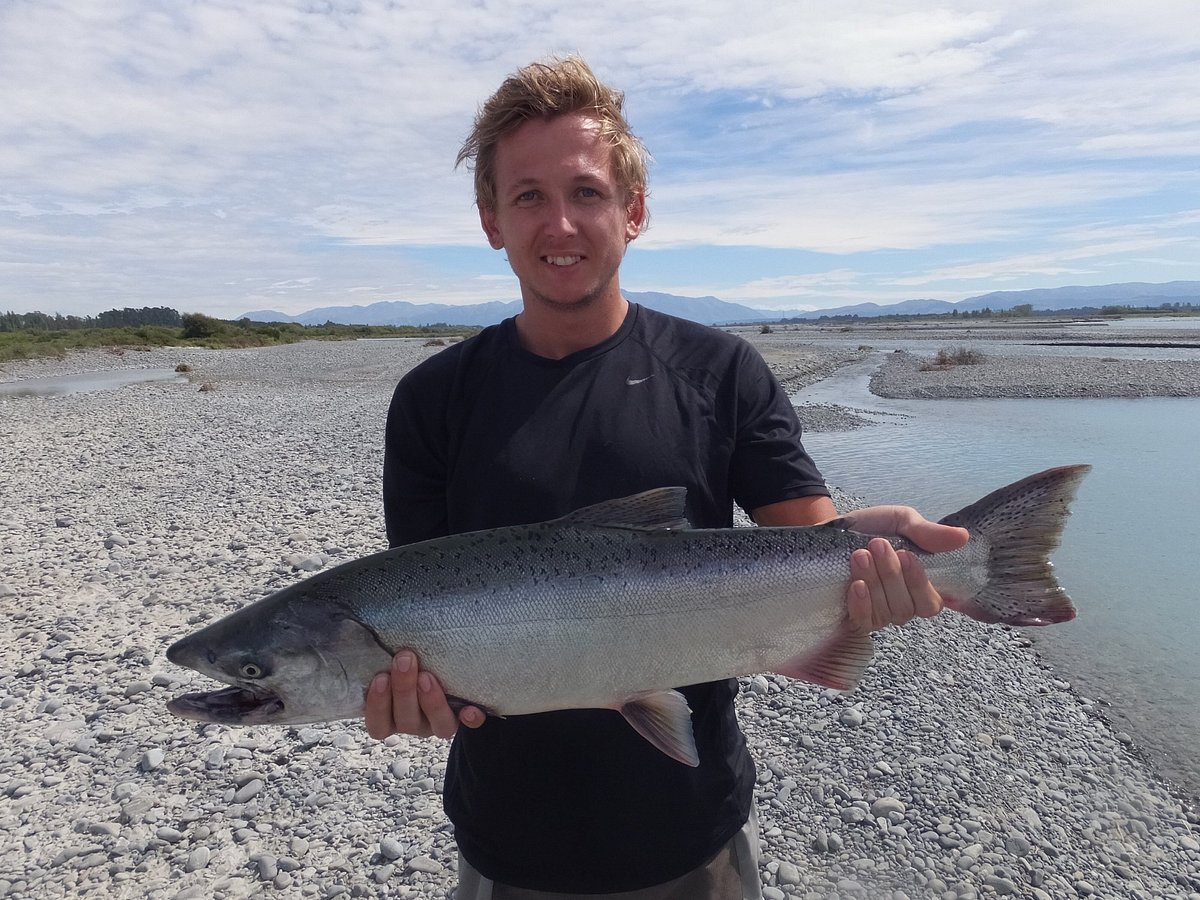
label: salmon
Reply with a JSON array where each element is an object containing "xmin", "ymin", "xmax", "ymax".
[{"xmin": 167, "ymin": 464, "xmax": 1089, "ymax": 766}]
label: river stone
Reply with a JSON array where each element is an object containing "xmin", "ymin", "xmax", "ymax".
[{"xmin": 870, "ymin": 797, "xmax": 906, "ymax": 818}]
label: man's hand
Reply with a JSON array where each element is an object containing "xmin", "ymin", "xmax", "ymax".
[
  {"xmin": 837, "ymin": 505, "xmax": 969, "ymax": 631},
  {"xmin": 363, "ymin": 650, "xmax": 485, "ymax": 741}
]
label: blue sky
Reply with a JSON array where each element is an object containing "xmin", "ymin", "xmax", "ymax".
[{"xmin": 2, "ymin": 1, "xmax": 1198, "ymax": 318}]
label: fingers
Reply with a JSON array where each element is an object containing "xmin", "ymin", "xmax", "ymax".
[
  {"xmin": 898, "ymin": 549, "xmax": 944, "ymax": 619},
  {"xmin": 415, "ymin": 669, "xmax": 461, "ymax": 740},
  {"xmin": 836, "ymin": 505, "xmax": 969, "ymax": 554},
  {"xmin": 364, "ymin": 676, "xmax": 394, "ymax": 740},
  {"xmin": 363, "ymin": 651, "xmax": 486, "ymax": 742},
  {"xmin": 849, "ymin": 541, "xmax": 911, "ymax": 629},
  {"xmin": 904, "ymin": 519, "xmax": 970, "ymax": 554},
  {"xmin": 847, "ymin": 539, "xmax": 944, "ymax": 631},
  {"xmin": 838, "ymin": 504, "xmax": 962, "ymax": 632},
  {"xmin": 458, "ymin": 705, "xmax": 486, "ymax": 729},
  {"xmin": 846, "ymin": 573, "xmax": 873, "ymax": 631},
  {"xmin": 364, "ymin": 650, "xmax": 428, "ymax": 740},
  {"xmin": 364, "ymin": 672, "xmax": 405, "ymax": 740}
]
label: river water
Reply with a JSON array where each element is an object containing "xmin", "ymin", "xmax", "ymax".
[
  {"xmin": 793, "ymin": 352, "xmax": 1200, "ymax": 798},
  {"xmin": 0, "ymin": 368, "xmax": 185, "ymax": 397}
]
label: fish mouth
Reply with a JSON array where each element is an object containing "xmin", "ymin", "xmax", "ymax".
[{"xmin": 167, "ymin": 685, "xmax": 285, "ymax": 725}]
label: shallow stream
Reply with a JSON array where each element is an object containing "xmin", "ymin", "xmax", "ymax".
[{"xmin": 794, "ymin": 356, "xmax": 1200, "ymax": 797}]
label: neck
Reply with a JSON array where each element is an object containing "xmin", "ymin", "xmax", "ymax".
[{"xmin": 514, "ymin": 292, "xmax": 630, "ymax": 360}]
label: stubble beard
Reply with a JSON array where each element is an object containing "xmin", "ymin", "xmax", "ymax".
[{"xmin": 525, "ymin": 269, "xmax": 617, "ymax": 314}]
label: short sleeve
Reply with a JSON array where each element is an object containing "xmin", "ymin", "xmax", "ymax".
[{"xmin": 728, "ymin": 348, "xmax": 828, "ymax": 513}]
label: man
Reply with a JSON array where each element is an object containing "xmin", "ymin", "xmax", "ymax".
[{"xmin": 367, "ymin": 57, "xmax": 967, "ymax": 899}]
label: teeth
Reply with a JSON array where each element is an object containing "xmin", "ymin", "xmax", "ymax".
[{"xmin": 546, "ymin": 256, "xmax": 581, "ymax": 266}]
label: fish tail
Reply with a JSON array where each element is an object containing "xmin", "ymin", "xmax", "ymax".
[{"xmin": 936, "ymin": 464, "xmax": 1091, "ymax": 626}]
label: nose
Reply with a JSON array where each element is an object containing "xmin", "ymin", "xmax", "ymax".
[{"xmin": 542, "ymin": 196, "xmax": 578, "ymax": 238}]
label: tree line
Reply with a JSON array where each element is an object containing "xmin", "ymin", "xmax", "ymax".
[{"xmin": 0, "ymin": 306, "xmax": 182, "ymax": 332}]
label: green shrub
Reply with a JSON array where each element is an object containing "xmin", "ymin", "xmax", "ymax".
[
  {"xmin": 921, "ymin": 346, "xmax": 985, "ymax": 370},
  {"xmin": 181, "ymin": 313, "xmax": 227, "ymax": 339}
]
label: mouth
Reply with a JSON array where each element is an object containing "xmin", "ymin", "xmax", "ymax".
[
  {"xmin": 543, "ymin": 255, "xmax": 582, "ymax": 267},
  {"xmin": 167, "ymin": 685, "xmax": 285, "ymax": 725}
]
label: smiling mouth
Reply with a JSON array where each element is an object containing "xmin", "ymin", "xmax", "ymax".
[
  {"xmin": 544, "ymin": 255, "xmax": 582, "ymax": 266},
  {"xmin": 167, "ymin": 685, "xmax": 284, "ymax": 724}
]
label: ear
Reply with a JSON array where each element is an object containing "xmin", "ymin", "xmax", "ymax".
[
  {"xmin": 625, "ymin": 188, "xmax": 647, "ymax": 243},
  {"xmin": 480, "ymin": 205, "xmax": 504, "ymax": 250}
]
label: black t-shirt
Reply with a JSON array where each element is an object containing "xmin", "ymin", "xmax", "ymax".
[{"xmin": 383, "ymin": 304, "xmax": 827, "ymax": 892}]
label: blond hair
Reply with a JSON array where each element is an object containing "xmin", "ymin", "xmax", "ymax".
[{"xmin": 457, "ymin": 56, "xmax": 649, "ymax": 214}]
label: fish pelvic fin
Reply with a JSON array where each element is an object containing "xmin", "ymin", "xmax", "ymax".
[
  {"xmin": 938, "ymin": 464, "xmax": 1091, "ymax": 626},
  {"xmin": 770, "ymin": 623, "xmax": 875, "ymax": 692},
  {"xmin": 617, "ymin": 689, "xmax": 699, "ymax": 767},
  {"xmin": 557, "ymin": 488, "xmax": 691, "ymax": 531}
]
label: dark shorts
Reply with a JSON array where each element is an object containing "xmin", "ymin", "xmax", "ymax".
[{"xmin": 453, "ymin": 809, "xmax": 763, "ymax": 900}]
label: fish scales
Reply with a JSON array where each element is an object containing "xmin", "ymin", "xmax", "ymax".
[{"xmin": 356, "ymin": 525, "xmax": 861, "ymax": 714}]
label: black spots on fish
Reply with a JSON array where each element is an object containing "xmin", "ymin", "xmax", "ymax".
[
  {"xmin": 938, "ymin": 465, "xmax": 1088, "ymax": 627},
  {"xmin": 744, "ymin": 545, "xmax": 776, "ymax": 562}
]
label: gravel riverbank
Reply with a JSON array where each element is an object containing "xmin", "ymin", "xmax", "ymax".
[
  {"xmin": 2, "ymin": 338, "xmax": 1198, "ymax": 899},
  {"xmin": 869, "ymin": 350, "xmax": 1200, "ymax": 400}
]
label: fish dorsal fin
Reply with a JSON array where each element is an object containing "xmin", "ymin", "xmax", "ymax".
[{"xmin": 556, "ymin": 487, "xmax": 691, "ymax": 531}]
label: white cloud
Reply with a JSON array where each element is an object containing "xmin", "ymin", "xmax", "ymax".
[
  {"xmin": 1, "ymin": 0, "xmax": 1198, "ymax": 315},
  {"xmin": 892, "ymin": 235, "xmax": 1196, "ymax": 287},
  {"xmin": 642, "ymin": 170, "xmax": 1156, "ymax": 253}
]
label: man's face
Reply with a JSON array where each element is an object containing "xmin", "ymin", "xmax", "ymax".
[{"xmin": 480, "ymin": 113, "xmax": 645, "ymax": 313}]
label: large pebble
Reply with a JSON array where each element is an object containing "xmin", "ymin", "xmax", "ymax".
[{"xmin": 380, "ymin": 837, "xmax": 405, "ymax": 861}]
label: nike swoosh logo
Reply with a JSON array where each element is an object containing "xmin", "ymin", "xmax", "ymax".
[{"xmin": 625, "ymin": 375, "xmax": 656, "ymax": 386}]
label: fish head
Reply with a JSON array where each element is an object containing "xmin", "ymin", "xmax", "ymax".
[{"xmin": 166, "ymin": 586, "xmax": 394, "ymax": 726}]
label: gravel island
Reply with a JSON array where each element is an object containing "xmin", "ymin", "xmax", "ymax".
[{"xmin": 1, "ymin": 337, "xmax": 1197, "ymax": 899}]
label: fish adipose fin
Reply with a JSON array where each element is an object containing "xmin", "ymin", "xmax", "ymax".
[
  {"xmin": 557, "ymin": 488, "xmax": 692, "ymax": 531},
  {"xmin": 938, "ymin": 464, "xmax": 1091, "ymax": 626},
  {"xmin": 770, "ymin": 623, "xmax": 875, "ymax": 692},
  {"xmin": 617, "ymin": 689, "xmax": 699, "ymax": 767}
]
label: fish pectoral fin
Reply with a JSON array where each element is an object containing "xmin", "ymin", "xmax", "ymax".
[
  {"xmin": 770, "ymin": 624, "xmax": 874, "ymax": 692},
  {"xmin": 617, "ymin": 690, "xmax": 699, "ymax": 767}
]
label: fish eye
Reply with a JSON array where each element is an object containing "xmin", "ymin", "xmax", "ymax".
[{"xmin": 240, "ymin": 662, "xmax": 265, "ymax": 679}]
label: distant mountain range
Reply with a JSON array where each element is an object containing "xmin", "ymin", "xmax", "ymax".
[{"xmin": 240, "ymin": 281, "xmax": 1200, "ymax": 328}]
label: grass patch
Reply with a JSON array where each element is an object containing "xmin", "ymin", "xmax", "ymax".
[
  {"xmin": 0, "ymin": 319, "xmax": 475, "ymax": 366},
  {"xmin": 920, "ymin": 346, "xmax": 986, "ymax": 370}
]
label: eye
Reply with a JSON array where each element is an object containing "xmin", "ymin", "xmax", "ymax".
[{"xmin": 240, "ymin": 662, "xmax": 265, "ymax": 679}]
